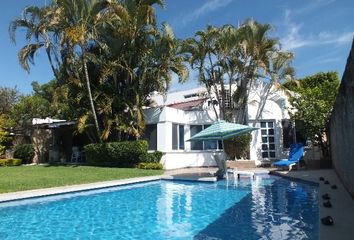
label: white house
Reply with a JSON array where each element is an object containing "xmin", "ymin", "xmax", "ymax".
[{"xmin": 144, "ymin": 82, "xmax": 296, "ymax": 170}]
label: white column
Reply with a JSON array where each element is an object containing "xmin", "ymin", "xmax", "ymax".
[{"xmin": 157, "ymin": 122, "xmax": 172, "ymax": 152}]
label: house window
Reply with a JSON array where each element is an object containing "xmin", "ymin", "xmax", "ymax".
[
  {"xmin": 190, "ymin": 125, "xmax": 223, "ymax": 150},
  {"xmin": 143, "ymin": 124, "xmax": 157, "ymax": 150},
  {"xmin": 184, "ymin": 93, "xmax": 198, "ymax": 99},
  {"xmin": 218, "ymin": 90, "xmax": 234, "ymax": 109},
  {"xmin": 172, "ymin": 124, "xmax": 184, "ymax": 150},
  {"xmin": 282, "ymin": 119, "xmax": 295, "ymax": 148},
  {"xmin": 294, "ymin": 120, "xmax": 309, "ymax": 146},
  {"xmin": 260, "ymin": 121, "xmax": 276, "ymax": 159},
  {"xmin": 190, "ymin": 125, "xmax": 203, "ymax": 150}
]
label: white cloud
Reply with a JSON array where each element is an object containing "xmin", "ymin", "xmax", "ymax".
[
  {"xmin": 280, "ymin": 10, "xmax": 310, "ymax": 50},
  {"xmin": 194, "ymin": 0, "xmax": 232, "ymax": 18},
  {"xmin": 282, "ymin": 28, "xmax": 354, "ymax": 51},
  {"xmin": 292, "ymin": 0, "xmax": 336, "ymax": 15},
  {"xmin": 281, "ymin": 24, "xmax": 311, "ymax": 50},
  {"xmin": 317, "ymin": 57, "xmax": 341, "ymax": 64},
  {"xmin": 280, "ymin": 9, "xmax": 354, "ymax": 50},
  {"xmin": 177, "ymin": 0, "xmax": 233, "ymax": 27},
  {"xmin": 325, "ymin": 32, "xmax": 354, "ymax": 44}
]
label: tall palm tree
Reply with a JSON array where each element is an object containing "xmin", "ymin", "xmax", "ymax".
[
  {"xmin": 233, "ymin": 19, "xmax": 278, "ymax": 124},
  {"xmin": 10, "ymin": 0, "xmax": 188, "ymax": 142},
  {"xmin": 253, "ymin": 51, "xmax": 294, "ymax": 122},
  {"xmin": 9, "ymin": 6, "xmax": 61, "ymax": 80},
  {"xmin": 184, "ymin": 25, "xmax": 226, "ymax": 120},
  {"xmin": 97, "ymin": 0, "xmax": 188, "ymax": 140},
  {"xmin": 53, "ymin": 0, "xmax": 111, "ymax": 142},
  {"xmin": 185, "ymin": 20, "xmax": 286, "ymax": 125}
]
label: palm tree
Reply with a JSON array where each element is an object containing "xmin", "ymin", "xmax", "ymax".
[
  {"xmin": 184, "ymin": 25, "xmax": 226, "ymax": 120},
  {"xmin": 134, "ymin": 23, "xmax": 189, "ymax": 135},
  {"xmin": 185, "ymin": 20, "xmax": 287, "ymax": 125},
  {"xmin": 233, "ymin": 19, "xmax": 278, "ymax": 124},
  {"xmin": 97, "ymin": 0, "xmax": 188, "ymax": 140},
  {"xmin": 10, "ymin": 0, "xmax": 188, "ymax": 142},
  {"xmin": 9, "ymin": 5, "xmax": 61, "ymax": 80},
  {"xmin": 52, "ymin": 0, "xmax": 111, "ymax": 142},
  {"xmin": 253, "ymin": 51, "xmax": 294, "ymax": 122}
]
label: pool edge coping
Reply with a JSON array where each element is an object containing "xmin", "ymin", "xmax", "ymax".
[
  {"xmin": 269, "ymin": 170, "xmax": 319, "ymax": 186},
  {"xmin": 0, "ymin": 175, "xmax": 162, "ymax": 203}
]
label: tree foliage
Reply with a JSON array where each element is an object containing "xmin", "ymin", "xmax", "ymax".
[
  {"xmin": 0, "ymin": 115, "xmax": 15, "ymax": 156},
  {"xmin": 285, "ymin": 71, "xmax": 340, "ymax": 159},
  {"xmin": 10, "ymin": 95, "xmax": 51, "ymax": 125},
  {"xmin": 0, "ymin": 87, "xmax": 20, "ymax": 115},
  {"xmin": 184, "ymin": 20, "xmax": 294, "ymax": 124},
  {"xmin": 224, "ymin": 133, "xmax": 252, "ymax": 160},
  {"xmin": 10, "ymin": 0, "xmax": 188, "ymax": 142},
  {"xmin": 10, "ymin": 1, "xmax": 295, "ymax": 147}
]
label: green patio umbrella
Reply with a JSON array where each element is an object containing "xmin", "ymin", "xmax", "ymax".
[
  {"xmin": 188, "ymin": 120, "xmax": 258, "ymax": 141},
  {"xmin": 188, "ymin": 120, "xmax": 258, "ymax": 179}
]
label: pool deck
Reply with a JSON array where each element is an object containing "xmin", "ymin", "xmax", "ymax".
[
  {"xmin": 162, "ymin": 167, "xmax": 271, "ymax": 182},
  {"xmin": 271, "ymin": 169, "xmax": 354, "ymax": 240},
  {"xmin": 162, "ymin": 167, "xmax": 218, "ymax": 182}
]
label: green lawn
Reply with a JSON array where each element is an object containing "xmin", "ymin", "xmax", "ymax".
[{"xmin": 0, "ymin": 165, "xmax": 163, "ymax": 193}]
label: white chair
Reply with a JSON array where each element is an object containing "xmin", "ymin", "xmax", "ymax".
[{"xmin": 70, "ymin": 147, "xmax": 81, "ymax": 163}]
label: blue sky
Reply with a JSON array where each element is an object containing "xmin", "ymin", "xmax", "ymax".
[{"xmin": 0, "ymin": 0, "xmax": 353, "ymax": 94}]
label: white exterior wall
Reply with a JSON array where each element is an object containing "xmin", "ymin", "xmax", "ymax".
[
  {"xmin": 145, "ymin": 106, "xmax": 223, "ymax": 169},
  {"xmin": 151, "ymin": 87, "xmax": 207, "ymax": 106},
  {"xmin": 161, "ymin": 152, "xmax": 226, "ymax": 169},
  {"xmin": 145, "ymin": 83, "xmax": 292, "ymax": 169},
  {"xmin": 248, "ymin": 82, "xmax": 292, "ymax": 165}
]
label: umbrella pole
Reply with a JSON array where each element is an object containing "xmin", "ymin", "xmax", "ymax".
[{"xmin": 222, "ymin": 139, "xmax": 228, "ymax": 181}]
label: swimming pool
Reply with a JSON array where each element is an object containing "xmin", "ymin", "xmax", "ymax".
[{"xmin": 0, "ymin": 175, "xmax": 318, "ymax": 239}]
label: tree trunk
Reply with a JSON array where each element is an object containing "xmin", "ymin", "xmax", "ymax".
[
  {"xmin": 205, "ymin": 80, "xmax": 219, "ymax": 120},
  {"xmin": 234, "ymin": 81, "xmax": 248, "ymax": 124},
  {"xmin": 43, "ymin": 33, "xmax": 60, "ymax": 83},
  {"xmin": 220, "ymin": 78, "xmax": 227, "ymax": 120},
  {"xmin": 253, "ymin": 83, "xmax": 272, "ymax": 127},
  {"xmin": 45, "ymin": 47, "xmax": 60, "ymax": 81},
  {"xmin": 82, "ymin": 50, "xmax": 101, "ymax": 142}
]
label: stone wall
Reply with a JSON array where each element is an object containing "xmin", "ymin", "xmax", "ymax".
[{"xmin": 329, "ymin": 39, "xmax": 354, "ymax": 197}]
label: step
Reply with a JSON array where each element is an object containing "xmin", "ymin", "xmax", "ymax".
[{"xmin": 226, "ymin": 160, "xmax": 256, "ymax": 169}]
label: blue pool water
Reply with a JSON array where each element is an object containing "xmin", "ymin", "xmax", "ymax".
[{"xmin": 0, "ymin": 175, "xmax": 318, "ymax": 239}]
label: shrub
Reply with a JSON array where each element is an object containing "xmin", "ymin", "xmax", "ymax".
[
  {"xmin": 13, "ymin": 144, "xmax": 35, "ymax": 164},
  {"xmin": 84, "ymin": 140, "xmax": 148, "ymax": 167},
  {"xmin": 136, "ymin": 162, "xmax": 163, "ymax": 170},
  {"xmin": 143, "ymin": 151, "xmax": 164, "ymax": 163},
  {"xmin": 0, "ymin": 130, "xmax": 12, "ymax": 156},
  {"xmin": 0, "ymin": 158, "xmax": 22, "ymax": 166},
  {"xmin": 0, "ymin": 145, "xmax": 5, "ymax": 157},
  {"xmin": 224, "ymin": 133, "xmax": 252, "ymax": 160}
]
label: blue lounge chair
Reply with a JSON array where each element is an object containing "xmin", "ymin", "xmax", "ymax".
[{"xmin": 273, "ymin": 143, "xmax": 304, "ymax": 170}]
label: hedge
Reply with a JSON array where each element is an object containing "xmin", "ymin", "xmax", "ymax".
[
  {"xmin": 136, "ymin": 162, "xmax": 163, "ymax": 170},
  {"xmin": 224, "ymin": 133, "xmax": 252, "ymax": 160},
  {"xmin": 0, "ymin": 158, "xmax": 22, "ymax": 167},
  {"xmin": 84, "ymin": 140, "xmax": 148, "ymax": 167},
  {"xmin": 143, "ymin": 151, "xmax": 164, "ymax": 163},
  {"xmin": 14, "ymin": 144, "xmax": 35, "ymax": 164}
]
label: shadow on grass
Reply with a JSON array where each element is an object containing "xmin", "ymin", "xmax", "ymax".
[
  {"xmin": 40, "ymin": 164, "xmax": 152, "ymax": 170},
  {"xmin": 42, "ymin": 163, "xmax": 82, "ymax": 168}
]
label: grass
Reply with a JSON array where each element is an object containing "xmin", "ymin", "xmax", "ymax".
[{"xmin": 0, "ymin": 165, "xmax": 163, "ymax": 194}]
